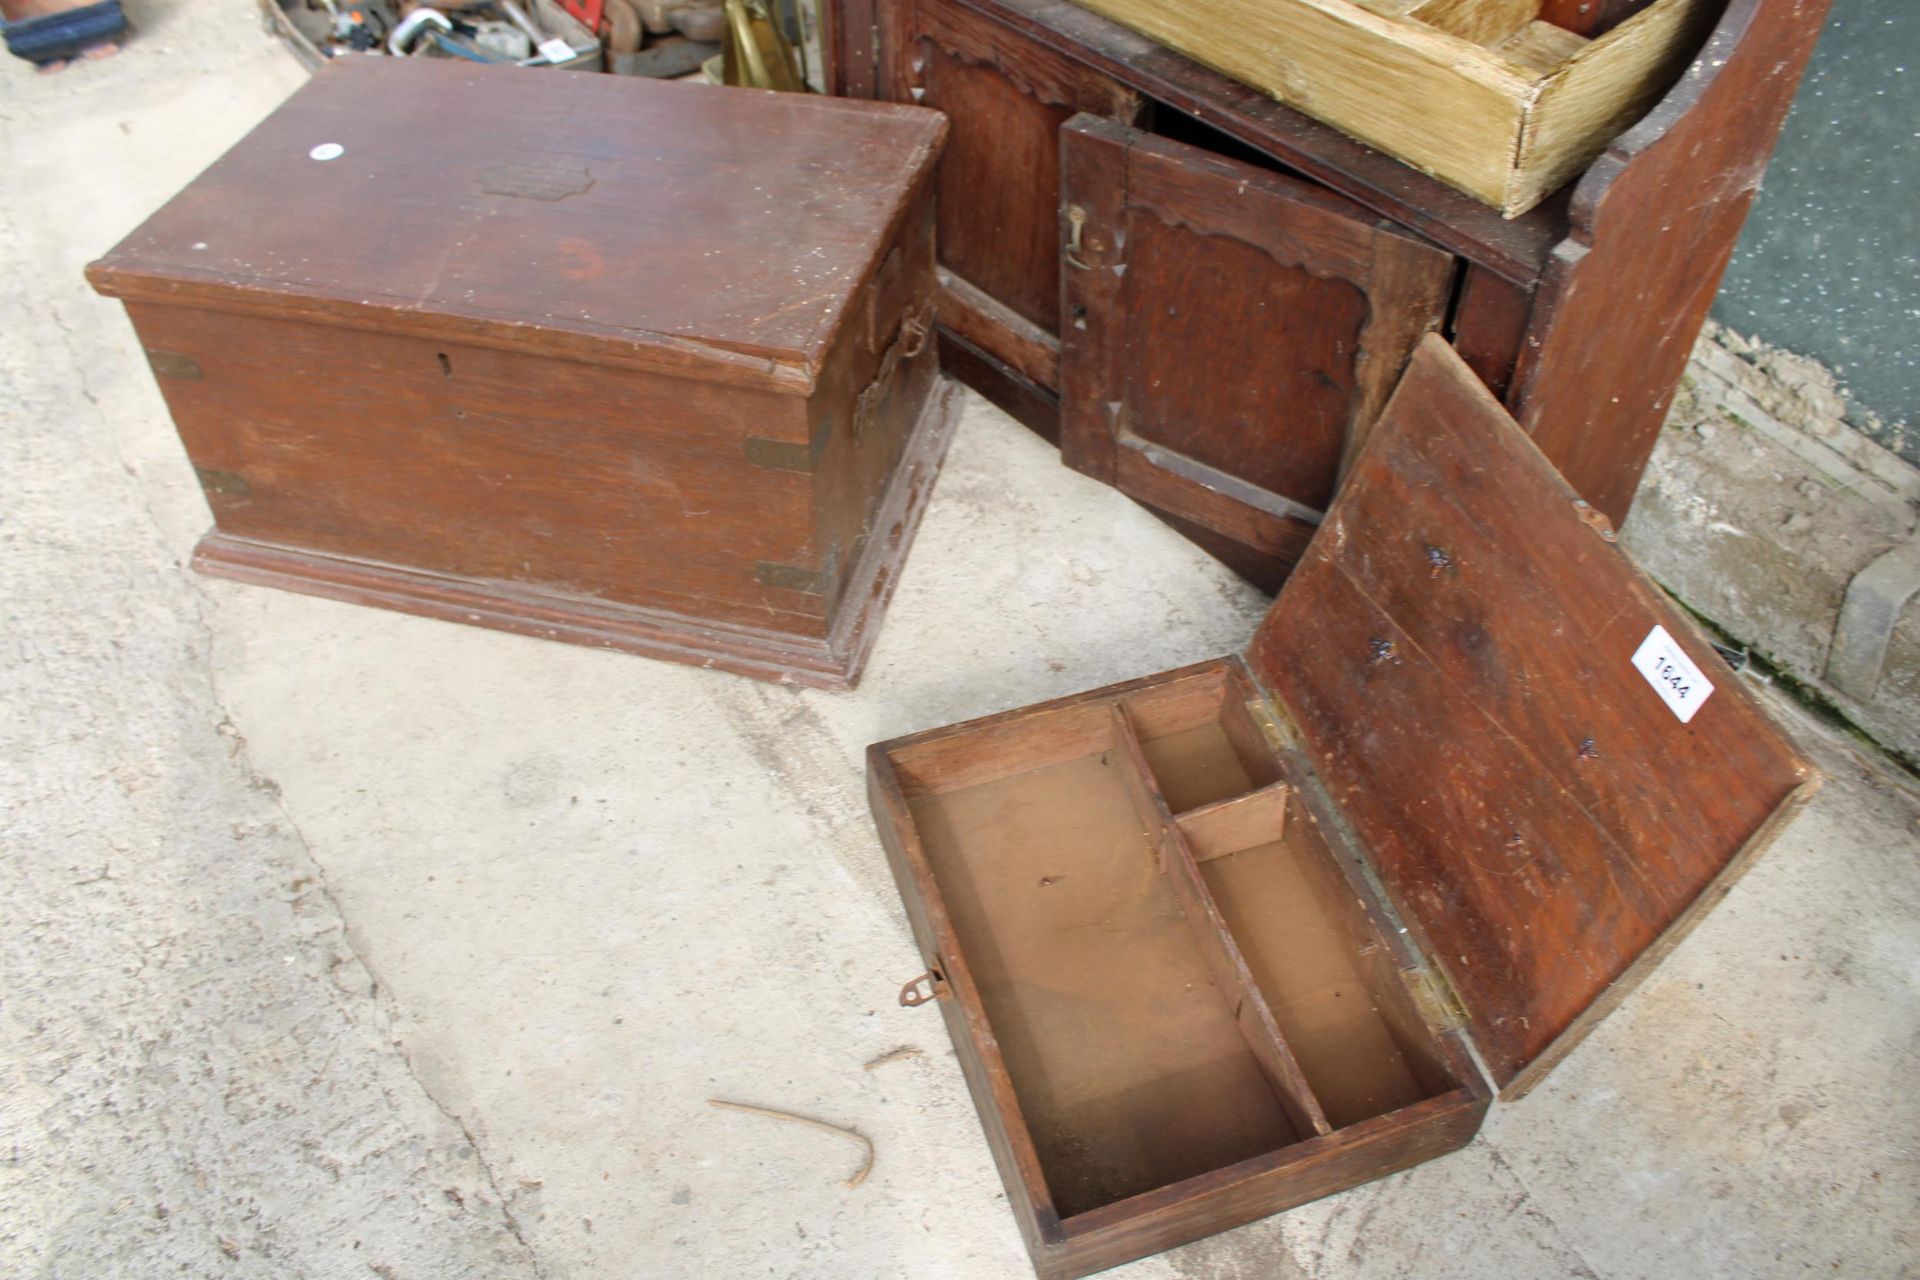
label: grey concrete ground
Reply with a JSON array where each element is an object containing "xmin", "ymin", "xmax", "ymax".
[{"xmin": 3, "ymin": 6, "xmax": 1917, "ymax": 1278}]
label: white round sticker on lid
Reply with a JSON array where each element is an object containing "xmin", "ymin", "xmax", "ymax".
[{"xmin": 309, "ymin": 143, "xmax": 345, "ymax": 162}]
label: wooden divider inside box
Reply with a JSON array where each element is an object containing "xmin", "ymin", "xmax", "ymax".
[{"xmin": 885, "ymin": 661, "xmax": 1470, "ymax": 1222}]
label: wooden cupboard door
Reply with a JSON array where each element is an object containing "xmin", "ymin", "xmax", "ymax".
[
  {"xmin": 889, "ymin": 0, "xmax": 1140, "ymax": 392},
  {"xmin": 1059, "ymin": 116, "xmax": 1456, "ymax": 587}
]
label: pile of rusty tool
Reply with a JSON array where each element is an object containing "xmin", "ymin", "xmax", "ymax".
[
  {"xmin": 268, "ymin": 0, "xmax": 589, "ymax": 64},
  {"xmin": 259, "ymin": 0, "xmax": 809, "ymax": 84},
  {"xmin": 602, "ymin": 0, "xmax": 724, "ymax": 78}
]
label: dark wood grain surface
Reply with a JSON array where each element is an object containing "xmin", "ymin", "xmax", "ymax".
[
  {"xmin": 1512, "ymin": 0, "xmax": 1833, "ymax": 523},
  {"xmin": 88, "ymin": 58, "xmax": 947, "ymax": 388},
  {"xmin": 1251, "ymin": 338, "xmax": 1817, "ymax": 1094}
]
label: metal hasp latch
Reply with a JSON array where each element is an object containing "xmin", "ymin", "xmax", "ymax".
[{"xmin": 899, "ymin": 968, "xmax": 949, "ymax": 1007}]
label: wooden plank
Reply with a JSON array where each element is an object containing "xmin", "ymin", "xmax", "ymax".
[
  {"xmin": 1175, "ymin": 784, "xmax": 1291, "ymax": 862},
  {"xmin": 1493, "ymin": 19, "xmax": 1589, "ymax": 74},
  {"xmin": 87, "ymin": 57, "xmax": 947, "ymax": 384},
  {"xmin": 935, "ymin": 328, "xmax": 1062, "ymax": 443},
  {"xmin": 1068, "ymin": 0, "xmax": 1531, "ymax": 206},
  {"xmin": 823, "ymin": 0, "xmax": 879, "ymax": 95},
  {"xmin": 1056, "ymin": 114, "xmax": 1135, "ymax": 485},
  {"xmin": 1250, "ymin": 337, "xmax": 1818, "ymax": 1094},
  {"xmin": 1512, "ymin": 0, "xmax": 1834, "ymax": 523},
  {"xmin": 128, "ymin": 305, "xmax": 822, "ymax": 629},
  {"xmin": 1050, "ymin": 1089, "xmax": 1485, "ymax": 1278},
  {"xmin": 1110, "ymin": 707, "xmax": 1333, "ymax": 1141},
  {"xmin": 1343, "ymin": 225, "xmax": 1458, "ymax": 478},
  {"xmin": 937, "ymin": 268, "xmax": 1062, "ymax": 390},
  {"xmin": 1505, "ymin": 0, "xmax": 1717, "ymax": 214},
  {"xmin": 1112, "ymin": 442, "xmax": 1322, "ymax": 567},
  {"xmin": 1448, "ymin": 264, "xmax": 1533, "ymax": 401},
  {"xmin": 1407, "ymin": 0, "xmax": 1537, "ymax": 45},
  {"xmin": 867, "ymin": 753, "xmax": 1066, "ymax": 1261}
]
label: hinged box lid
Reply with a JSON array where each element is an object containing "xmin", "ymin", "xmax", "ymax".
[
  {"xmin": 1248, "ymin": 337, "xmax": 1818, "ymax": 1099},
  {"xmin": 85, "ymin": 58, "xmax": 946, "ymax": 394}
]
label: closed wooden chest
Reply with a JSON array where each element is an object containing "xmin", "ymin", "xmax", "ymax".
[
  {"xmin": 869, "ymin": 339, "xmax": 1818, "ymax": 1278},
  {"xmin": 87, "ymin": 58, "xmax": 958, "ymax": 689}
]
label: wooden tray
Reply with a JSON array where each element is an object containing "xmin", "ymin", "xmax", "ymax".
[
  {"xmin": 1061, "ymin": 0, "xmax": 1718, "ymax": 215},
  {"xmin": 868, "ymin": 338, "xmax": 1818, "ymax": 1277}
]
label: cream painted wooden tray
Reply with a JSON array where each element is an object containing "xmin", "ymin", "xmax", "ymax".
[{"xmin": 1066, "ymin": 0, "xmax": 1716, "ymax": 215}]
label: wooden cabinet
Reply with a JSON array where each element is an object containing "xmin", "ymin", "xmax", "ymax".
[{"xmin": 825, "ymin": 0, "xmax": 1831, "ymax": 585}]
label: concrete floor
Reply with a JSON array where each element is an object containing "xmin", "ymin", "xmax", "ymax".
[{"xmin": 3, "ymin": 6, "xmax": 1917, "ymax": 1278}]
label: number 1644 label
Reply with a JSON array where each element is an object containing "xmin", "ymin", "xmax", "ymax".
[{"xmin": 1632, "ymin": 624, "xmax": 1715, "ymax": 724}]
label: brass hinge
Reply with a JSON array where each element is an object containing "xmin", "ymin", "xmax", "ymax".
[
  {"xmin": 1403, "ymin": 964, "xmax": 1468, "ymax": 1034},
  {"xmin": 1246, "ymin": 693, "xmax": 1300, "ymax": 756}
]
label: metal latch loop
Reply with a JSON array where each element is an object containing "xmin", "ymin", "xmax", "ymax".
[
  {"xmin": 1064, "ymin": 205, "xmax": 1090, "ymax": 270},
  {"xmin": 899, "ymin": 968, "xmax": 949, "ymax": 1008}
]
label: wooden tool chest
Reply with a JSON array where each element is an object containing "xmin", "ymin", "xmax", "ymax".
[
  {"xmin": 87, "ymin": 58, "xmax": 957, "ymax": 689},
  {"xmin": 868, "ymin": 340, "xmax": 1817, "ymax": 1278},
  {"xmin": 823, "ymin": 0, "xmax": 1831, "ymax": 588}
]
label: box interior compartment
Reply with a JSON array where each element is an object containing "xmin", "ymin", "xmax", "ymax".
[
  {"xmin": 886, "ymin": 662, "xmax": 1466, "ymax": 1222},
  {"xmin": 1314, "ymin": 0, "xmax": 1671, "ymax": 81},
  {"xmin": 1388, "ymin": 0, "xmax": 1598, "ymax": 72}
]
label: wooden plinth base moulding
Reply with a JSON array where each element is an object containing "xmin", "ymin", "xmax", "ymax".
[
  {"xmin": 869, "ymin": 339, "xmax": 1818, "ymax": 1279},
  {"xmin": 88, "ymin": 59, "xmax": 957, "ymax": 689}
]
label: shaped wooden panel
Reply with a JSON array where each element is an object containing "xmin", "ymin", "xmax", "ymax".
[
  {"xmin": 1059, "ymin": 116, "xmax": 1455, "ymax": 588},
  {"xmin": 891, "ymin": 0, "xmax": 1141, "ymax": 391}
]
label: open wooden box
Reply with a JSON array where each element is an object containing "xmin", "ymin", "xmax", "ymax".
[
  {"xmin": 868, "ymin": 339, "xmax": 1818, "ymax": 1278},
  {"xmin": 1060, "ymin": 0, "xmax": 1719, "ymax": 215}
]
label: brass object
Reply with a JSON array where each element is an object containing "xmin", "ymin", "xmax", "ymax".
[{"xmin": 721, "ymin": 0, "xmax": 804, "ymax": 92}]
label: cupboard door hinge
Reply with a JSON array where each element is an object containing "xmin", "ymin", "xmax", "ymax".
[
  {"xmin": 1404, "ymin": 964, "xmax": 1468, "ymax": 1034},
  {"xmin": 899, "ymin": 967, "xmax": 949, "ymax": 1007}
]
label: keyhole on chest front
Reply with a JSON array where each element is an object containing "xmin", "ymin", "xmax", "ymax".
[{"xmin": 437, "ymin": 352, "xmax": 452, "ymax": 377}]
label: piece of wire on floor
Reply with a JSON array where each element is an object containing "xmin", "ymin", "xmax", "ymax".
[{"xmin": 707, "ymin": 1098, "xmax": 874, "ymax": 1188}]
